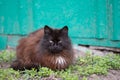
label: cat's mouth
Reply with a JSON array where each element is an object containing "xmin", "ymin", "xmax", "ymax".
[
  {"xmin": 49, "ymin": 48, "xmax": 62, "ymax": 53},
  {"xmin": 50, "ymin": 49, "xmax": 62, "ymax": 53}
]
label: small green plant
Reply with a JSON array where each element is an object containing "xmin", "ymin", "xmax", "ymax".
[
  {"xmin": 38, "ymin": 67, "xmax": 54, "ymax": 77},
  {"xmin": 0, "ymin": 50, "xmax": 15, "ymax": 62},
  {"xmin": 0, "ymin": 68, "xmax": 20, "ymax": 80},
  {"xmin": 0, "ymin": 50, "xmax": 120, "ymax": 80},
  {"xmin": 82, "ymin": 76, "xmax": 87, "ymax": 80},
  {"xmin": 56, "ymin": 69, "xmax": 78, "ymax": 80}
]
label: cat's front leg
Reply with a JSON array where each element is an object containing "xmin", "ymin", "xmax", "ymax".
[{"xmin": 10, "ymin": 60, "xmax": 25, "ymax": 70}]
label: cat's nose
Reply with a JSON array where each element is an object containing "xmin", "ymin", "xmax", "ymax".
[
  {"xmin": 53, "ymin": 44, "xmax": 59, "ymax": 49},
  {"xmin": 53, "ymin": 43, "xmax": 56, "ymax": 46},
  {"xmin": 54, "ymin": 44, "xmax": 58, "ymax": 48}
]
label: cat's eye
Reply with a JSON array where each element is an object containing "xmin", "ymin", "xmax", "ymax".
[
  {"xmin": 49, "ymin": 40, "xmax": 53, "ymax": 43},
  {"xmin": 58, "ymin": 40, "xmax": 62, "ymax": 43}
]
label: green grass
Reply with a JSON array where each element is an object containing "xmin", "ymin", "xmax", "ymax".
[{"xmin": 0, "ymin": 50, "xmax": 120, "ymax": 80}]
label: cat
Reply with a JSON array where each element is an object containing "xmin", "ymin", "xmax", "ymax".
[{"xmin": 10, "ymin": 25, "xmax": 75, "ymax": 70}]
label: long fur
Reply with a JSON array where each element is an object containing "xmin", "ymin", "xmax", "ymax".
[{"xmin": 11, "ymin": 26, "xmax": 74, "ymax": 70}]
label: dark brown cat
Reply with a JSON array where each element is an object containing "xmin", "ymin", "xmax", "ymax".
[{"xmin": 11, "ymin": 25, "xmax": 75, "ymax": 70}]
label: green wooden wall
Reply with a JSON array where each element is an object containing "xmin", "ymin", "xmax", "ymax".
[{"xmin": 0, "ymin": 0, "xmax": 120, "ymax": 50}]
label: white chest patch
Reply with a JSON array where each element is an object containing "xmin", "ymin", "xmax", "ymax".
[{"xmin": 56, "ymin": 56, "xmax": 66, "ymax": 65}]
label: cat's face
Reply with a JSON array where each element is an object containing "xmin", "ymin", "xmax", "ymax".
[{"xmin": 41, "ymin": 25, "xmax": 71, "ymax": 53}]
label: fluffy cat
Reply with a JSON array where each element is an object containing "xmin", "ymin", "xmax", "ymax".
[{"xmin": 11, "ymin": 25, "xmax": 74, "ymax": 70}]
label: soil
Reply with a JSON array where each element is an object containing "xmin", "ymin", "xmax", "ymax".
[
  {"xmin": 0, "ymin": 62, "xmax": 10, "ymax": 69},
  {"xmin": 88, "ymin": 70, "xmax": 120, "ymax": 80}
]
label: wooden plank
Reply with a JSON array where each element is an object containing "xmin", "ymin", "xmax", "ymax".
[
  {"xmin": 112, "ymin": 0, "xmax": 120, "ymax": 40},
  {"xmin": 95, "ymin": 0, "xmax": 107, "ymax": 39},
  {"xmin": 89, "ymin": 46, "xmax": 120, "ymax": 53},
  {"xmin": 71, "ymin": 37, "xmax": 120, "ymax": 48},
  {"xmin": 0, "ymin": 35, "xmax": 7, "ymax": 50},
  {"xmin": 107, "ymin": 0, "xmax": 113, "ymax": 40},
  {"xmin": 107, "ymin": 0, "xmax": 120, "ymax": 40},
  {"xmin": 3, "ymin": 0, "xmax": 20, "ymax": 34},
  {"xmin": 0, "ymin": 0, "xmax": 6, "ymax": 34},
  {"xmin": 18, "ymin": 0, "xmax": 34, "ymax": 35}
]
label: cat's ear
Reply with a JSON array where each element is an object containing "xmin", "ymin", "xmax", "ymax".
[
  {"xmin": 61, "ymin": 26, "xmax": 68, "ymax": 35},
  {"xmin": 44, "ymin": 25, "xmax": 52, "ymax": 34}
]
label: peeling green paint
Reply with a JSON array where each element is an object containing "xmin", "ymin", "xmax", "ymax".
[{"xmin": 0, "ymin": 0, "xmax": 120, "ymax": 50}]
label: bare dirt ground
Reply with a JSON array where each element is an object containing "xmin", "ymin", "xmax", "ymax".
[{"xmin": 88, "ymin": 70, "xmax": 120, "ymax": 80}]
